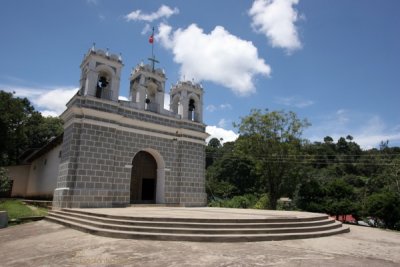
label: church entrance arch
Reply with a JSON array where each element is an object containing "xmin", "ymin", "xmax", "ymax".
[{"xmin": 130, "ymin": 149, "xmax": 165, "ymax": 204}]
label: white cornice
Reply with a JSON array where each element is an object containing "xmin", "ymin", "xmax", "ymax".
[{"xmin": 64, "ymin": 95, "xmax": 206, "ymax": 127}]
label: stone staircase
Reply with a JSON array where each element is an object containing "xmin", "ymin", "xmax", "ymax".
[{"xmin": 45, "ymin": 208, "xmax": 349, "ymax": 242}]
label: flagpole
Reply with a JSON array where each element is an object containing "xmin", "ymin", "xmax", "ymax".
[
  {"xmin": 151, "ymin": 26, "xmax": 154, "ymax": 59},
  {"xmin": 148, "ymin": 26, "xmax": 159, "ymax": 72}
]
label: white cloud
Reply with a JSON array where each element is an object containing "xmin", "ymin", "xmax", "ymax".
[
  {"xmin": 34, "ymin": 88, "xmax": 78, "ymax": 114},
  {"xmin": 206, "ymin": 126, "xmax": 239, "ymax": 144},
  {"xmin": 249, "ymin": 0, "xmax": 302, "ymax": 53},
  {"xmin": 118, "ymin": 96, "xmax": 129, "ymax": 101},
  {"xmin": 218, "ymin": 118, "xmax": 228, "ymax": 128},
  {"xmin": 157, "ymin": 23, "xmax": 174, "ymax": 49},
  {"xmin": 141, "ymin": 24, "xmax": 152, "ymax": 35},
  {"xmin": 125, "ymin": 5, "xmax": 179, "ymax": 22},
  {"xmin": 86, "ymin": 0, "xmax": 98, "ymax": 5},
  {"xmin": 40, "ymin": 110, "xmax": 59, "ymax": 117},
  {"xmin": 274, "ymin": 96, "xmax": 313, "ymax": 108},
  {"xmin": 219, "ymin": 103, "xmax": 232, "ymax": 110},
  {"xmin": 2, "ymin": 85, "xmax": 77, "ymax": 116},
  {"xmin": 355, "ymin": 133, "xmax": 400, "ymax": 150},
  {"xmin": 164, "ymin": 93, "xmax": 170, "ymax": 110},
  {"xmin": 206, "ymin": 105, "xmax": 217, "ymax": 112},
  {"xmin": 157, "ymin": 23, "xmax": 271, "ymax": 96},
  {"xmin": 335, "ymin": 109, "xmax": 350, "ymax": 124},
  {"xmin": 353, "ymin": 115, "xmax": 400, "ymax": 149},
  {"xmin": 306, "ymin": 110, "xmax": 400, "ymax": 149},
  {"xmin": 206, "ymin": 103, "xmax": 232, "ymax": 112}
]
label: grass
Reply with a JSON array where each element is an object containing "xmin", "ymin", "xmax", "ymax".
[{"xmin": 0, "ymin": 199, "xmax": 48, "ymax": 221}]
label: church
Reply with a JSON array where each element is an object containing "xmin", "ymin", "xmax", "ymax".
[{"xmin": 8, "ymin": 45, "xmax": 209, "ymax": 208}]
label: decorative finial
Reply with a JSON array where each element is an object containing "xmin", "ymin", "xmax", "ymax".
[
  {"xmin": 118, "ymin": 52, "xmax": 122, "ymax": 61},
  {"xmin": 106, "ymin": 48, "xmax": 109, "ymax": 57},
  {"xmin": 91, "ymin": 42, "xmax": 96, "ymax": 51}
]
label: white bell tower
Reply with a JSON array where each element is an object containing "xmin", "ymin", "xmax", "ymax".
[
  {"xmin": 129, "ymin": 27, "xmax": 167, "ymax": 113},
  {"xmin": 79, "ymin": 44, "xmax": 123, "ymax": 102},
  {"xmin": 170, "ymin": 81, "xmax": 204, "ymax": 123},
  {"xmin": 129, "ymin": 63, "xmax": 166, "ymax": 113}
]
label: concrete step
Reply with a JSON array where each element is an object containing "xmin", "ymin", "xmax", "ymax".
[
  {"xmin": 129, "ymin": 203, "xmax": 182, "ymax": 207},
  {"xmin": 45, "ymin": 215, "xmax": 350, "ymax": 242},
  {"xmin": 47, "ymin": 212, "xmax": 342, "ymax": 235},
  {"xmin": 60, "ymin": 208, "xmax": 329, "ymax": 223},
  {"xmin": 46, "ymin": 208, "xmax": 350, "ymax": 242},
  {"xmin": 49, "ymin": 210, "xmax": 335, "ymax": 229}
]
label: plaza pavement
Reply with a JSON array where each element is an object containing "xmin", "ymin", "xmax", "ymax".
[{"xmin": 0, "ymin": 211, "xmax": 399, "ymax": 266}]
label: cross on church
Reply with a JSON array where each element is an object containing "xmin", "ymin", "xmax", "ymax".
[{"xmin": 148, "ymin": 55, "xmax": 159, "ymax": 72}]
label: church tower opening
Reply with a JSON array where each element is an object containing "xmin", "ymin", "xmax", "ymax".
[{"xmin": 78, "ymin": 44, "xmax": 123, "ymax": 101}]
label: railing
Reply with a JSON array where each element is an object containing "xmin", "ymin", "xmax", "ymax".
[
  {"xmin": 189, "ymin": 111, "xmax": 201, "ymax": 122},
  {"xmin": 95, "ymin": 88, "xmax": 113, "ymax": 100},
  {"xmin": 100, "ymin": 88, "xmax": 113, "ymax": 100},
  {"xmin": 145, "ymin": 102, "xmax": 159, "ymax": 113}
]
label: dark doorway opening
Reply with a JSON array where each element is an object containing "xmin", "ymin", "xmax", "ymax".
[
  {"xmin": 141, "ymin": 178, "xmax": 155, "ymax": 200},
  {"xmin": 130, "ymin": 151, "xmax": 157, "ymax": 204}
]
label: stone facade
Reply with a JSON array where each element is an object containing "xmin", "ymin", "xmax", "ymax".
[{"xmin": 53, "ymin": 47, "xmax": 208, "ymax": 208}]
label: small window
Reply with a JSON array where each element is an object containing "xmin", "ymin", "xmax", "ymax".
[
  {"xmin": 44, "ymin": 159, "xmax": 47, "ymax": 165},
  {"xmin": 59, "ymin": 150, "xmax": 62, "ymax": 158}
]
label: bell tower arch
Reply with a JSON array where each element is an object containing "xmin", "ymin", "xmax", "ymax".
[
  {"xmin": 170, "ymin": 81, "xmax": 204, "ymax": 123},
  {"xmin": 79, "ymin": 45, "xmax": 123, "ymax": 101},
  {"xmin": 129, "ymin": 63, "xmax": 166, "ymax": 112}
]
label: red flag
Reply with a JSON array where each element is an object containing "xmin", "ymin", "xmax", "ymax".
[{"xmin": 149, "ymin": 34, "xmax": 154, "ymax": 44}]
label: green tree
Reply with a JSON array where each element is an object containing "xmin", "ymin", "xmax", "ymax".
[
  {"xmin": 234, "ymin": 109, "xmax": 310, "ymax": 209},
  {"xmin": 295, "ymin": 177, "xmax": 326, "ymax": 212},
  {"xmin": 208, "ymin": 137, "xmax": 222, "ymax": 148},
  {"xmin": 26, "ymin": 114, "xmax": 63, "ymax": 149},
  {"xmin": 206, "ymin": 138, "xmax": 222, "ymax": 168},
  {"xmin": 0, "ymin": 90, "xmax": 63, "ymax": 166},
  {"xmin": 207, "ymin": 154, "xmax": 259, "ymax": 198},
  {"xmin": 324, "ymin": 136, "xmax": 334, "ymax": 144},
  {"xmin": 365, "ymin": 191, "xmax": 400, "ymax": 230},
  {"xmin": 0, "ymin": 91, "xmax": 35, "ymax": 165},
  {"xmin": 325, "ymin": 179, "xmax": 357, "ymax": 219},
  {"xmin": 0, "ymin": 167, "xmax": 11, "ymax": 193},
  {"xmin": 382, "ymin": 157, "xmax": 400, "ymax": 194}
]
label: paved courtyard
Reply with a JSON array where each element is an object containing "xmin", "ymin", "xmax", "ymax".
[
  {"xmin": 1, "ymin": 218, "xmax": 399, "ymax": 266},
  {"xmin": 70, "ymin": 206, "xmax": 329, "ymax": 219}
]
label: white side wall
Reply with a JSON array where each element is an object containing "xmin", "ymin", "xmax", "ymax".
[
  {"xmin": 26, "ymin": 145, "xmax": 61, "ymax": 198},
  {"xmin": 7, "ymin": 165, "xmax": 30, "ymax": 197}
]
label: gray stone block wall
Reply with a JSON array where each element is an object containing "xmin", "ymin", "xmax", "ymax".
[
  {"xmin": 53, "ymin": 96, "xmax": 207, "ymax": 209},
  {"xmin": 53, "ymin": 123, "xmax": 81, "ymax": 208},
  {"xmin": 176, "ymin": 141, "xmax": 207, "ymax": 206}
]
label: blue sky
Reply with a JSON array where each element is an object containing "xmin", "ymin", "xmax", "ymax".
[{"xmin": 1, "ymin": 0, "xmax": 399, "ymax": 149}]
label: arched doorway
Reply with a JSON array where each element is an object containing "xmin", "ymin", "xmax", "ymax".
[{"xmin": 130, "ymin": 151, "xmax": 157, "ymax": 204}]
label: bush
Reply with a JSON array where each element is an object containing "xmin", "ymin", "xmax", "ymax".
[
  {"xmin": 294, "ymin": 178, "xmax": 326, "ymax": 212},
  {"xmin": 208, "ymin": 194, "xmax": 259, "ymax": 209},
  {"xmin": 0, "ymin": 167, "xmax": 12, "ymax": 193},
  {"xmin": 277, "ymin": 198, "xmax": 294, "ymax": 211},
  {"xmin": 365, "ymin": 191, "xmax": 400, "ymax": 230},
  {"xmin": 253, "ymin": 194, "xmax": 269, "ymax": 209}
]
